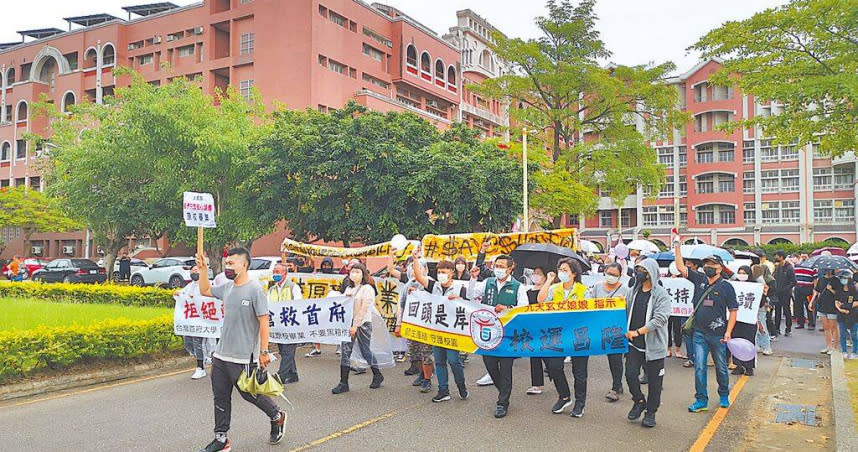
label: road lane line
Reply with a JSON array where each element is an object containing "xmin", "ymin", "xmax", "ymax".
[
  {"xmin": 3, "ymin": 367, "xmax": 194, "ymax": 409},
  {"xmin": 688, "ymin": 374, "xmax": 750, "ymax": 452},
  {"xmin": 289, "ymin": 402, "xmax": 420, "ymax": 452}
]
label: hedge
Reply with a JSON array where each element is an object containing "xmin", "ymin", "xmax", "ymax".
[
  {"xmin": 0, "ymin": 315, "xmax": 182, "ymax": 384},
  {"xmin": 0, "ymin": 282, "xmax": 175, "ymax": 308},
  {"xmin": 724, "ymin": 239, "xmax": 850, "ymax": 257}
]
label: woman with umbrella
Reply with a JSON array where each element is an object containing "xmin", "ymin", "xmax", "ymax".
[{"xmin": 809, "ymin": 267, "xmax": 840, "ymax": 355}]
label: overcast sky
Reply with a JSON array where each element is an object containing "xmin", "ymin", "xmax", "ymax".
[{"xmin": 0, "ymin": 0, "xmax": 789, "ymax": 74}]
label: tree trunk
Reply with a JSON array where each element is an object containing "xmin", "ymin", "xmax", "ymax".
[
  {"xmin": 102, "ymin": 237, "xmax": 125, "ymax": 283},
  {"xmin": 22, "ymin": 228, "xmax": 33, "ymax": 258}
]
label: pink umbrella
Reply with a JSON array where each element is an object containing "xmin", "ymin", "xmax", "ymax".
[{"xmin": 811, "ymin": 247, "xmax": 846, "ymax": 257}]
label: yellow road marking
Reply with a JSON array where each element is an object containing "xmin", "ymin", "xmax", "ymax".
[
  {"xmin": 289, "ymin": 402, "xmax": 420, "ymax": 452},
  {"xmin": 3, "ymin": 367, "xmax": 194, "ymax": 409},
  {"xmin": 688, "ymin": 374, "xmax": 750, "ymax": 452}
]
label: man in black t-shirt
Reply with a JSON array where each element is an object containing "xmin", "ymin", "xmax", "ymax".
[{"xmin": 675, "ymin": 246, "xmax": 738, "ymax": 413}]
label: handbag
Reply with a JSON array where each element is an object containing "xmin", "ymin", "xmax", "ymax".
[{"xmin": 683, "ymin": 283, "xmax": 718, "ymax": 334}]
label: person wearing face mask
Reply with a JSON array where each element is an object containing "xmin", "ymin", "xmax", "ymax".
[
  {"xmin": 178, "ymin": 264, "xmax": 212, "ymax": 380},
  {"xmin": 414, "ymin": 259, "xmax": 470, "ymax": 402},
  {"xmin": 810, "ymin": 268, "xmax": 840, "ymax": 354},
  {"xmin": 750, "ymin": 265, "xmax": 774, "ymax": 356},
  {"xmin": 675, "ymin": 244, "xmax": 738, "ymax": 413},
  {"xmin": 833, "ymin": 269, "xmax": 858, "ymax": 358},
  {"xmin": 195, "ymin": 248, "xmax": 286, "ymax": 452},
  {"xmin": 794, "ymin": 259, "xmax": 817, "ymax": 330},
  {"xmin": 728, "ymin": 266, "xmax": 759, "ymax": 376},
  {"xmin": 537, "ymin": 258, "xmax": 589, "ymax": 418},
  {"xmin": 525, "ymin": 267, "xmax": 549, "ymax": 395},
  {"xmin": 332, "ymin": 263, "xmax": 384, "ymax": 394},
  {"xmin": 623, "ymin": 259, "xmax": 671, "ymax": 428},
  {"xmin": 267, "ymin": 263, "xmax": 303, "ymax": 384},
  {"xmin": 318, "ymin": 257, "xmax": 335, "ymax": 274},
  {"xmin": 772, "ymin": 250, "xmax": 796, "ymax": 337},
  {"xmin": 468, "ymin": 254, "xmax": 529, "ymax": 419},
  {"xmin": 585, "ymin": 262, "xmax": 629, "ymax": 403},
  {"xmin": 392, "ymin": 252, "xmax": 435, "ymax": 393}
]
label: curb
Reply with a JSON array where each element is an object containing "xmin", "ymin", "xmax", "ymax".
[
  {"xmin": 829, "ymin": 351, "xmax": 857, "ymax": 452},
  {"xmin": 0, "ymin": 355, "xmax": 194, "ymax": 402}
]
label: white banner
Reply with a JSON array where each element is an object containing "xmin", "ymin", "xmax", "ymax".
[
  {"xmin": 173, "ymin": 291, "xmax": 354, "ymax": 344},
  {"xmin": 582, "ymin": 275, "xmax": 763, "ymax": 325},
  {"xmin": 183, "ymin": 191, "xmax": 216, "ymax": 228}
]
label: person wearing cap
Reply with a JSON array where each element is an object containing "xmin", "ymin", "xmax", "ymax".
[{"xmin": 674, "ymin": 243, "xmax": 738, "ymax": 413}]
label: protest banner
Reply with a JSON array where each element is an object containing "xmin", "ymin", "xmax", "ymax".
[
  {"xmin": 400, "ymin": 291, "xmax": 627, "ymax": 358},
  {"xmin": 267, "ymin": 296, "xmax": 353, "ymax": 345},
  {"xmin": 182, "ymin": 191, "xmax": 217, "ymax": 228},
  {"xmin": 661, "ymin": 278, "xmax": 696, "ymax": 317},
  {"xmin": 421, "ymin": 228, "xmax": 578, "ymax": 261},
  {"xmin": 280, "ymin": 237, "xmax": 414, "ymax": 259},
  {"xmin": 173, "ymin": 291, "xmax": 224, "ymax": 338},
  {"xmin": 730, "ymin": 281, "xmax": 764, "ymax": 324}
]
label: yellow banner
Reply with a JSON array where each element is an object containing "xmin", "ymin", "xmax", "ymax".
[
  {"xmin": 400, "ymin": 323, "xmax": 479, "ymax": 353},
  {"xmin": 280, "ymin": 237, "xmax": 413, "ymax": 259},
  {"xmin": 420, "ymin": 228, "xmax": 578, "ymax": 261}
]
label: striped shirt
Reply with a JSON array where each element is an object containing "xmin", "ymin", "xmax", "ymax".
[{"xmin": 795, "ymin": 266, "xmax": 817, "ymax": 287}]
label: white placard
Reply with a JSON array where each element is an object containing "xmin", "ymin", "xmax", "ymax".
[{"xmin": 183, "ymin": 191, "xmax": 216, "ymax": 228}]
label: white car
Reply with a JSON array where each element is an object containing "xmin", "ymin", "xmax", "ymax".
[
  {"xmin": 247, "ymin": 256, "xmax": 282, "ymax": 283},
  {"xmin": 96, "ymin": 257, "xmax": 148, "ymax": 279},
  {"xmin": 129, "ymin": 257, "xmax": 211, "ymax": 288}
]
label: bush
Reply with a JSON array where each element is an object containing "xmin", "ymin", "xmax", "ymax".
[
  {"xmin": 0, "ymin": 283, "xmax": 174, "ymax": 308},
  {"xmin": 724, "ymin": 239, "xmax": 850, "ymax": 257},
  {"xmin": 0, "ymin": 315, "xmax": 182, "ymax": 383}
]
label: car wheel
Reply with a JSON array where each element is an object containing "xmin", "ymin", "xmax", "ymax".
[
  {"xmin": 62, "ymin": 276, "xmax": 75, "ymax": 284},
  {"xmin": 112, "ymin": 271, "xmax": 120, "ymax": 281},
  {"xmin": 169, "ymin": 275, "xmax": 186, "ymax": 289},
  {"xmin": 130, "ymin": 275, "xmax": 144, "ymax": 287}
]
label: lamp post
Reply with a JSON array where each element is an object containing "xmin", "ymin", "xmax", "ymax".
[{"xmin": 522, "ymin": 128, "xmax": 529, "ymax": 232}]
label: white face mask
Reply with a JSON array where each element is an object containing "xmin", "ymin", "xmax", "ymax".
[
  {"xmin": 532, "ymin": 274, "xmax": 544, "ymax": 285},
  {"xmin": 604, "ymin": 274, "xmax": 620, "ymax": 285},
  {"xmin": 737, "ymin": 274, "xmax": 749, "ymax": 281},
  {"xmin": 349, "ymin": 271, "xmax": 363, "ymax": 284},
  {"xmin": 456, "ymin": 264, "xmax": 466, "ymax": 273},
  {"xmin": 437, "ymin": 273, "xmax": 450, "ymax": 284},
  {"xmin": 494, "ymin": 268, "xmax": 508, "ymax": 280},
  {"xmin": 557, "ymin": 271, "xmax": 571, "ymax": 283}
]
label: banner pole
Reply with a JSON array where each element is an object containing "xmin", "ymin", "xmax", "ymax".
[{"xmin": 197, "ymin": 226, "xmax": 204, "ymax": 257}]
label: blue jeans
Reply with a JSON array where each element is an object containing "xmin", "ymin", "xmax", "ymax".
[
  {"xmin": 838, "ymin": 321, "xmax": 857, "ymax": 353},
  {"xmin": 433, "ymin": 346, "xmax": 465, "ymax": 392},
  {"xmin": 693, "ymin": 330, "xmax": 729, "ymax": 403},
  {"xmin": 756, "ymin": 309, "xmax": 771, "ymax": 351}
]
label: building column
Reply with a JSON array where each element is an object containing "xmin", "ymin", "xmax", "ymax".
[
  {"xmin": 0, "ymin": 64, "xmax": 6, "ymax": 126},
  {"xmin": 95, "ymin": 41, "xmax": 103, "ymax": 104},
  {"xmin": 753, "ymin": 135, "xmax": 762, "ymax": 245},
  {"xmin": 800, "ymin": 142, "xmax": 814, "ymax": 243}
]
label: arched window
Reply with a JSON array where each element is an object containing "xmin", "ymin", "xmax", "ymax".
[
  {"xmin": 102, "ymin": 44, "xmax": 115, "ymax": 66},
  {"xmin": 5, "ymin": 67, "xmax": 14, "ymax": 85},
  {"xmin": 62, "ymin": 91, "xmax": 76, "ymax": 113},
  {"xmin": 420, "ymin": 52, "xmax": 432, "ymax": 81},
  {"xmin": 38, "ymin": 57, "xmax": 59, "ymax": 85},
  {"xmin": 1, "ymin": 142, "xmax": 10, "ymax": 161},
  {"xmin": 768, "ymin": 237, "xmax": 792, "ymax": 245},
  {"xmin": 16, "ymin": 101, "xmax": 27, "ymax": 122},
  {"xmin": 84, "ymin": 48, "xmax": 98, "ymax": 68},
  {"xmin": 405, "ymin": 44, "xmax": 417, "ymax": 75},
  {"xmin": 722, "ymin": 238, "xmax": 748, "ymax": 247},
  {"xmin": 434, "ymin": 59, "xmax": 445, "ymax": 87},
  {"xmin": 447, "ymin": 66, "xmax": 457, "ymax": 92}
]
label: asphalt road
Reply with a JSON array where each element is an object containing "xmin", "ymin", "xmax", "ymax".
[{"xmin": 0, "ymin": 337, "xmax": 810, "ymax": 452}]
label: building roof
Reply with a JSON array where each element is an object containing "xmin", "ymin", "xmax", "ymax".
[
  {"xmin": 64, "ymin": 13, "xmax": 122, "ymax": 28},
  {"xmin": 122, "ymin": 3, "xmax": 180, "ymax": 18},
  {"xmin": 17, "ymin": 28, "xmax": 65, "ymax": 40},
  {"xmin": 0, "ymin": 43, "xmax": 20, "ymax": 50}
]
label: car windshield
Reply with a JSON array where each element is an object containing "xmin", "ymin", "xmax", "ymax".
[
  {"xmin": 72, "ymin": 259, "xmax": 98, "ymax": 269},
  {"xmin": 182, "ymin": 259, "xmax": 195, "ymax": 267},
  {"xmin": 250, "ymin": 259, "xmax": 272, "ymax": 270}
]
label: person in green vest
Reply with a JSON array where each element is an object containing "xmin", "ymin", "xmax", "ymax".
[
  {"xmin": 468, "ymin": 254, "xmax": 528, "ymax": 419},
  {"xmin": 268, "ymin": 263, "xmax": 303, "ymax": 384}
]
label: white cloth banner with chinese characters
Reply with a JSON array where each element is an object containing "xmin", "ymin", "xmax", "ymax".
[
  {"xmin": 267, "ymin": 296, "xmax": 354, "ymax": 345},
  {"xmin": 173, "ymin": 290, "xmax": 224, "ymax": 338},
  {"xmin": 183, "ymin": 191, "xmax": 216, "ymax": 228},
  {"xmin": 583, "ymin": 275, "xmax": 763, "ymax": 325}
]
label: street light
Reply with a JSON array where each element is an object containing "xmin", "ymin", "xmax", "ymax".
[{"xmin": 522, "ymin": 128, "xmax": 529, "ymax": 233}]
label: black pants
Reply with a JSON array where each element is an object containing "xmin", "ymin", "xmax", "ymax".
[
  {"xmin": 483, "ymin": 356, "xmax": 515, "ymax": 408},
  {"xmin": 625, "ymin": 348, "xmax": 664, "ymax": 414},
  {"xmin": 544, "ymin": 357, "xmax": 570, "ymax": 399},
  {"xmin": 774, "ymin": 292, "xmax": 793, "ymax": 333},
  {"xmin": 607, "ymin": 353, "xmax": 623, "ymax": 392},
  {"xmin": 276, "ymin": 343, "xmax": 297, "ymax": 379},
  {"xmin": 530, "ymin": 357, "xmax": 547, "ymax": 387},
  {"xmin": 211, "ymin": 357, "xmax": 280, "ymax": 435},
  {"xmin": 794, "ymin": 286, "xmax": 813, "ymax": 326},
  {"xmin": 668, "ymin": 317, "xmax": 685, "ymax": 348},
  {"xmin": 570, "ymin": 356, "xmax": 589, "ymax": 404}
]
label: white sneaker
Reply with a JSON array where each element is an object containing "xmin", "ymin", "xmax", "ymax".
[
  {"xmin": 762, "ymin": 349, "xmax": 773, "ymax": 356},
  {"xmin": 820, "ymin": 348, "xmax": 830, "ymax": 354},
  {"xmin": 191, "ymin": 368, "xmax": 207, "ymax": 380},
  {"xmin": 477, "ymin": 373, "xmax": 494, "ymax": 386},
  {"xmin": 564, "ymin": 357, "xmax": 572, "ymax": 364},
  {"xmin": 526, "ymin": 386, "xmax": 543, "ymax": 395}
]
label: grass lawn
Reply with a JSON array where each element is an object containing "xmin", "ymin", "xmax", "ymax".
[{"xmin": 0, "ymin": 297, "xmax": 171, "ymax": 331}]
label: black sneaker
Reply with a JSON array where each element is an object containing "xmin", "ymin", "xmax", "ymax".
[
  {"xmin": 283, "ymin": 373, "xmax": 299, "ymax": 384},
  {"xmin": 784, "ymin": 331, "xmax": 792, "ymax": 337},
  {"xmin": 369, "ymin": 373, "xmax": 384, "ymax": 389},
  {"xmin": 198, "ymin": 438, "xmax": 231, "ymax": 452},
  {"xmin": 551, "ymin": 398, "xmax": 573, "ymax": 414},
  {"xmin": 569, "ymin": 401, "xmax": 585, "ymax": 418},
  {"xmin": 412, "ymin": 375, "xmax": 424, "ymax": 386},
  {"xmin": 432, "ymin": 390, "xmax": 452, "ymax": 403},
  {"xmin": 404, "ymin": 365, "xmax": 420, "ymax": 376},
  {"xmin": 628, "ymin": 401, "xmax": 646, "ymax": 420},
  {"xmin": 796, "ymin": 325, "xmax": 805, "ymax": 330},
  {"xmin": 269, "ymin": 410, "xmax": 287, "ymax": 445},
  {"xmin": 745, "ymin": 368, "xmax": 754, "ymax": 376},
  {"xmin": 331, "ymin": 382, "xmax": 349, "ymax": 394},
  {"xmin": 352, "ymin": 367, "xmax": 367, "ymax": 375},
  {"xmin": 458, "ymin": 385, "xmax": 470, "ymax": 400},
  {"xmin": 640, "ymin": 375, "xmax": 649, "ymax": 385},
  {"xmin": 641, "ymin": 411, "xmax": 656, "ymax": 428},
  {"xmin": 494, "ymin": 404, "xmax": 508, "ymax": 418},
  {"xmin": 731, "ymin": 366, "xmax": 745, "ymax": 375},
  {"xmin": 420, "ymin": 379, "xmax": 432, "ymax": 393}
]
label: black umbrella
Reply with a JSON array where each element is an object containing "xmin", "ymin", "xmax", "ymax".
[
  {"xmin": 510, "ymin": 243, "xmax": 591, "ymax": 279},
  {"xmin": 800, "ymin": 255, "xmax": 858, "ymax": 272}
]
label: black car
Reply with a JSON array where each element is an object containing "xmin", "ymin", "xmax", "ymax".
[{"xmin": 32, "ymin": 258, "xmax": 107, "ymax": 284}]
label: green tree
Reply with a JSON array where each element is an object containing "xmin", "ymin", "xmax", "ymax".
[
  {"xmin": 692, "ymin": 0, "xmax": 858, "ymax": 156},
  {"xmin": 0, "ymin": 186, "xmax": 80, "ymax": 254},
  {"xmin": 250, "ymin": 103, "xmax": 521, "ymax": 245},
  {"xmin": 34, "ymin": 68, "xmax": 272, "ymax": 277},
  {"xmin": 472, "ymin": 0, "xmax": 686, "ymax": 225}
]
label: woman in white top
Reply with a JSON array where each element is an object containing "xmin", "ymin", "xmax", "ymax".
[{"xmin": 332, "ymin": 263, "xmax": 384, "ymax": 394}]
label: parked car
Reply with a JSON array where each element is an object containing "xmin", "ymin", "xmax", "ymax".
[
  {"xmin": 22, "ymin": 258, "xmax": 52, "ymax": 279},
  {"xmin": 32, "ymin": 258, "xmax": 106, "ymax": 284},
  {"xmin": 96, "ymin": 257, "xmax": 148, "ymax": 280},
  {"xmin": 129, "ymin": 257, "xmax": 211, "ymax": 288},
  {"xmin": 247, "ymin": 256, "xmax": 282, "ymax": 282}
]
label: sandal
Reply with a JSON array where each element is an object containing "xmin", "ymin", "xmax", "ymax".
[
  {"xmin": 683, "ymin": 360, "xmax": 694, "ymax": 368},
  {"xmin": 676, "ymin": 354, "xmax": 688, "ymax": 360}
]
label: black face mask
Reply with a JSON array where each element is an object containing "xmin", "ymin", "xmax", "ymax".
[
  {"xmin": 224, "ymin": 268, "xmax": 237, "ymax": 280},
  {"xmin": 190, "ymin": 273, "xmax": 200, "ymax": 282},
  {"xmin": 704, "ymin": 267, "xmax": 718, "ymax": 278},
  {"xmin": 634, "ymin": 270, "xmax": 648, "ymax": 282}
]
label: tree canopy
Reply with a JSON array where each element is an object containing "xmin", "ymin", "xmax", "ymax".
[
  {"xmin": 0, "ymin": 186, "xmax": 80, "ymax": 254},
  {"xmin": 692, "ymin": 0, "xmax": 858, "ymax": 156}
]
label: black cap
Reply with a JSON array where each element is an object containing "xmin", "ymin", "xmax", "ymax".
[{"xmin": 702, "ymin": 255, "xmax": 724, "ymax": 266}]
